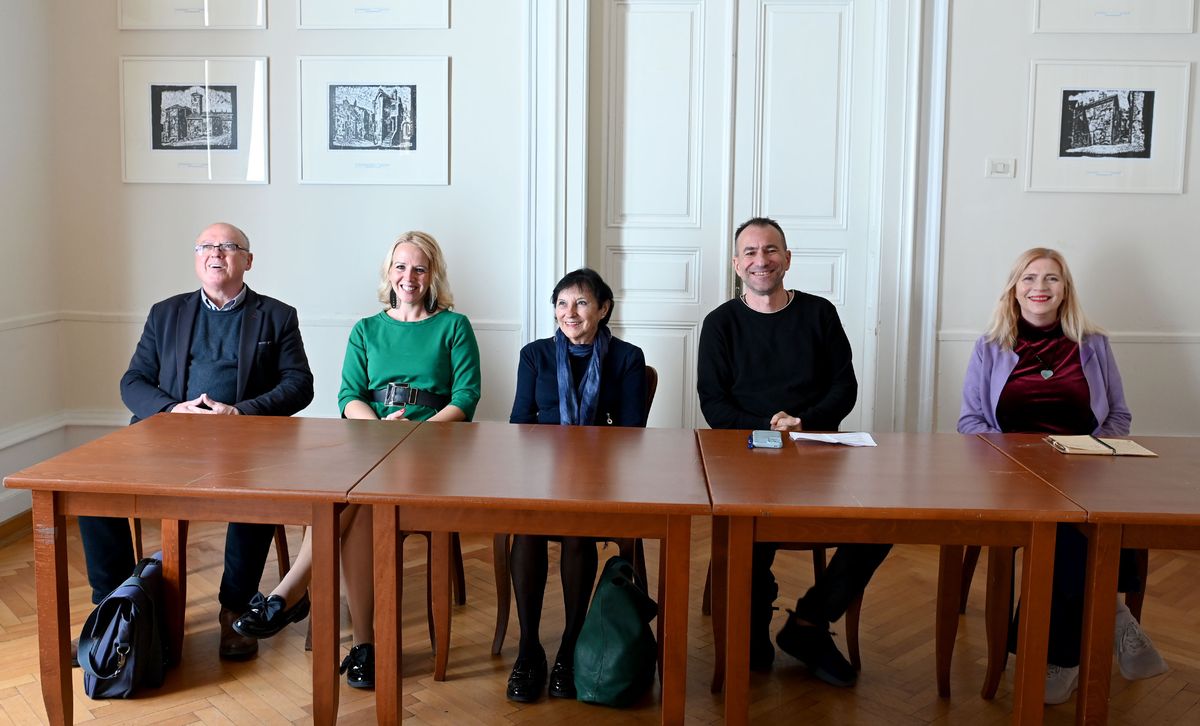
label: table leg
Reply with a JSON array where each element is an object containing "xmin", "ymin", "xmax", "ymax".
[
  {"xmin": 311, "ymin": 503, "xmax": 342, "ymax": 726},
  {"xmin": 936, "ymin": 544, "xmax": 965, "ymax": 698},
  {"xmin": 1076, "ymin": 523, "xmax": 1121, "ymax": 726},
  {"xmin": 660, "ymin": 515, "xmax": 691, "ymax": 725},
  {"xmin": 374, "ymin": 505, "xmax": 403, "ymax": 725},
  {"xmin": 1012, "ymin": 521, "xmax": 1055, "ymax": 725},
  {"xmin": 710, "ymin": 515, "xmax": 729, "ymax": 693},
  {"xmin": 723, "ymin": 516, "xmax": 753, "ymax": 726},
  {"xmin": 160, "ymin": 519, "xmax": 188, "ymax": 664},
  {"xmin": 33, "ymin": 491, "xmax": 70, "ymax": 726},
  {"xmin": 431, "ymin": 531, "xmax": 452, "ymax": 681}
]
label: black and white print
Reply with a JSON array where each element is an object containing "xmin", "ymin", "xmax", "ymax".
[
  {"xmin": 1058, "ymin": 89, "xmax": 1155, "ymax": 159},
  {"xmin": 151, "ymin": 85, "xmax": 238, "ymax": 150},
  {"xmin": 328, "ymin": 84, "xmax": 417, "ymax": 150}
]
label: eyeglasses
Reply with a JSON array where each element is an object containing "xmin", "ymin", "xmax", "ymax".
[{"xmin": 194, "ymin": 242, "xmax": 249, "ymax": 254}]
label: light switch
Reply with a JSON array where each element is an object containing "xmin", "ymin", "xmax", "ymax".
[{"xmin": 985, "ymin": 157, "xmax": 1016, "ymax": 178}]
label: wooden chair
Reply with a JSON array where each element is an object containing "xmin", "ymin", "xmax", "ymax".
[
  {"xmin": 134, "ymin": 518, "xmax": 466, "ymax": 656},
  {"xmin": 489, "ymin": 365, "xmax": 659, "ymax": 657},
  {"xmin": 130, "ymin": 518, "xmax": 292, "ymax": 580},
  {"xmin": 941, "ymin": 544, "xmax": 1149, "ymax": 699},
  {"xmin": 704, "ymin": 543, "xmax": 863, "ymax": 693},
  {"xmin": 301, "ymin": 529, "xmax": 466, "ymax": 654}
]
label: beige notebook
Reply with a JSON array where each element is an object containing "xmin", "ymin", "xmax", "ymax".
[{"xmin": 1044, "ymin": 435, "xmax": 1157, "ymax": 457}]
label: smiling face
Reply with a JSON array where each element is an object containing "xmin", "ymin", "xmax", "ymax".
[
  {"xmin": 1014, "ymin": 257, "xmax": 1065, "ymax": 326},
  {"xmin": 555, "ymin": 285, "xmax": 610, "ymax": 345},
  {"xmin": 193, "ymin": 223, "xmax": 252, "ymax": 299},
  {"xmin": 388, "ymin": 242, "xmax": 431, "ymax": 310},
  {"xmin": 733, "ymin": 223, "xmax": 791, "ymax": 298}
]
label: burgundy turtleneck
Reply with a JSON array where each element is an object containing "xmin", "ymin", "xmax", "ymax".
[{"xmin": 995, "ymin": 318, "xmax": 1096, "ymax": 434}]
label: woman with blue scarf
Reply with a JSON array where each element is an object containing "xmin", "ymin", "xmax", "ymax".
[{"xmin": 505, "ymin": 268, "xmax": 648, "ymax": 703}]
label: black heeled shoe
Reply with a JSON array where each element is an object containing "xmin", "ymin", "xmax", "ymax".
[
  {"xmin": 340, "ymin": 643, "xmax": 375, "ymax": 689},
  {"xmin": 506, "ymin": 656, "xmax": 547, "ymax": 703},
  {"xmin": 232, "ymin": 591, "xmax": 311, "ymax": 639},
  {"xmin": 548, "ymin": 660, "xmax": 576, "ymax": 699}
]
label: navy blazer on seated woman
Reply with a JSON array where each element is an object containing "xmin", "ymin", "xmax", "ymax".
[{"xmin": 508, "ymin": 335, "xmax": 647, "ymax": 427}]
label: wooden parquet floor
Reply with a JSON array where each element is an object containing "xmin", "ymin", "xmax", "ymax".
[{"xmin": 0, "ymin": 517, "xmax": 1198, "ymax": 724}]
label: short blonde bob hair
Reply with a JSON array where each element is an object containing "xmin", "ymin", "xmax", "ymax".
[
  {"xmin": 984, "ymin": 247, "xmax": 1099, "ymax": 349},
  {"xmin": 376, "ymin": 231, "xmax": 455, "ymax": 312}
]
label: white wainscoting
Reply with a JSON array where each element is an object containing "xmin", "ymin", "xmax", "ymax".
[
  {"xmin": 604, "ymin": 0, "xmax": 704, "ymax": 229},
  {"xmin": 603, "ymin": 245, "xmax": 701, "ymax": 304},
  {"xmin": 755, "ymin": 0, "xmax": 853, "ymax": 230},
  {"xmin": 608, "ymin": 321, "xmax": 699, "ymax": 429}
]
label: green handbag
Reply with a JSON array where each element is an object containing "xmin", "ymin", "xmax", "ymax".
[{"xmin": 573, "ymin": 556, "xmax": 659, "ymax": 707}]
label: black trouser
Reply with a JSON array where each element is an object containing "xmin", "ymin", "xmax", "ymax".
[
  {"xmin": 509, "ymin": 534, "xmax": 599, "ymax": 665},
  {"xmin": 1009, "ymin": 523, "xmax": 1142, "ymax": 668},
  {"xmin": 77, "ymin": 515, "xmax": 275, "ymax": 611},
  {"xmin": 751, "ymin": 542, "xmax": 893, "ymax": 637}
]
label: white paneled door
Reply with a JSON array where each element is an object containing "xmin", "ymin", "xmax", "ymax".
[{"xmin": 587, "ymin": 0, "xmax": 901, "ymax": 430}]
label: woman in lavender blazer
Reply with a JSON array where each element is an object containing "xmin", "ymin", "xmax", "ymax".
[{"xmin": 957, "ymin": 247, "xmax": 1164, "ymax": 704}]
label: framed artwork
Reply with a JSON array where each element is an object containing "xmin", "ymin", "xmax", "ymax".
[
  {"xmin": 298, "ymin": 0, "xmax": 449, "ymax": 29},
  {"xmin": 121, "ymin": 57, "xmax": 269, "ymax": 184},
  {"xmin": 1025, "ymin": 60, "xmax": 1190, "ymax": 193},
  {"xmin": 1033, "ymin": 0, "xmax": 1196, "ymax": 34},
  {"xmin": 119, "ymin": 0, "xmax": 266, "ymax": 29},
  {"xmin": 298, "ymin": 56, "xmax": 449, "ymax": 185}
]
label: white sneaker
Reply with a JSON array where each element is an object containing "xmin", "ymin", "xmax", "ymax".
[
  {"xmin": 1114, "ymin": 616, "xmax": 1168, "ymax": 680},
  {"xmin": 1044, "ymin": 664, "xmax": 1079, "ymax": 705}
]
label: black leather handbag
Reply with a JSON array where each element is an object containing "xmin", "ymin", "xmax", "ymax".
[{"xmin": 78, "ymin": 555, "xmax": 169, "ymax": 699}]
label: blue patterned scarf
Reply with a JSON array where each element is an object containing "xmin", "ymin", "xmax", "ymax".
[{"xmin": 555, "ymin": 326, "xmax": 610, "ymax": 425}]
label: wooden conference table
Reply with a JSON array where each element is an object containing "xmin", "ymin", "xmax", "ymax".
[
  {"xmin": 348, "ymin": 421, "xmax": 711, "ymax": 725},
  {"xmin": 2, "ymin": 413, "xmax": 417, "ymax": 726},
  {"xmin": 980, "ymin": 434, "xmax": 1200, "ymax": 726},
  {"xmin": 699, "ymin": 430, "xmax": 1087, "ymax": 726}
]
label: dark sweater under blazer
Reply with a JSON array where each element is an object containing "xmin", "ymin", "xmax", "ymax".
[{"xmin": 119, "ymin": 286, "xmax": 314, "ymax": 423}]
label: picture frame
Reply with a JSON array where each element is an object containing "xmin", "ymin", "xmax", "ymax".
[
  {"xmin": 1032, "ymin": 0, "xmax": 1196, "ymax": 34},
  {"xmin": 120, "ymin": 57, "xmax": 269, "ymax": 184},
  {"xmin": 298, "ymin": 56, "xmax": 449, "ymax": 185},
  {"xmin": 1025, "ymin": 60, "xmax": 1191, "ymax": 194},
  {"xmin": 297, "ymin": 0, "xmax": 449, "ymax": 29},
  {"xmin": 119, "ymin": 0, "xmax": 266, "ymax": 30}
]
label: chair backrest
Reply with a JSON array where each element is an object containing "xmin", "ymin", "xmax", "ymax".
[{"xmin": 645, "ymin": 366, "xmax": 659, "ymax": 417}]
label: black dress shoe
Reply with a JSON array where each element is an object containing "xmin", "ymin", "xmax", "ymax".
[
  {"xmin": 340, "ymin": 643, "xmax": 375, "ymax": 689},
  {"xmin": 506, "ymin": 656, "xmax": 547, "ymax": 703},
  {"xmin": 548, "ymin": 660, "xmax": 576, "ymax": 699},
  {"xmin": 775, "ymin": 610, "xmax": 857, "ymax": 687},
  {"xmin": 218, "ymin": 608, "xmax": 259, "ymax": 661},
  {"xmin": 232, "ymin": 592, "xmax": 311, "ymax": 639}
]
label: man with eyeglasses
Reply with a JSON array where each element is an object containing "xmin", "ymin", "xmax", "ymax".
[{"xmin": 76, "ymin": 222, "xmax": 314, "ymax": 662}]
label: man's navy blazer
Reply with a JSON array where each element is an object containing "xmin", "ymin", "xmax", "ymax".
[{"xmin": 119, "ymin": 286, "xmax": 315, "ymax": 423}]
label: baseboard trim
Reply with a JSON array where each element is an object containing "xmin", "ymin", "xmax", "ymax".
[
  {"xmin": 0, "ymin": 510, "xmax": 31, "ymax": 548},
  {"xmin": 0, "ymin": 409, "xmax": 128, "ymax": 452}
]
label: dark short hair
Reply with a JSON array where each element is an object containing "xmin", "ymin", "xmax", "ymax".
[
  {"xmin": 734, "ymin": 217, "xmax": 787, "ymax": 247},
  {"xmin": 551, "ymin": 268, "xmax": 615, "ymax": 326}
]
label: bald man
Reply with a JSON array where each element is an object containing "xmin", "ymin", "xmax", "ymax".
[{"xmin": 78, "ymin": 223, "xmax": 314, "ymax": 661}]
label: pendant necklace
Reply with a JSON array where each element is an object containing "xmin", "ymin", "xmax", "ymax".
[{"xmin": 1032, "ymin": 352, "xmax": 1056, "ymax": 380}]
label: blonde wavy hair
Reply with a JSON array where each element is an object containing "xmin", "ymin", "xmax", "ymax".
[
  {"xmin": 984, "ymin": 247, "xmax": 1099, "ymax": 349},
  {"xmin": 377, "ymin": 231, "xmax": 455, "ymax": 312}
]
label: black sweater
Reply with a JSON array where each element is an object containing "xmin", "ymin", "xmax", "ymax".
[{"xmin": 697, "ymin": 291, "xmax": 857, "ymax": 431}]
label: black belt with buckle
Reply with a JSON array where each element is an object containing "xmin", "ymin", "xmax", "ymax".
[{"xmin": 370, "ymin": 383, "xmax": 450, "ymax": 410}]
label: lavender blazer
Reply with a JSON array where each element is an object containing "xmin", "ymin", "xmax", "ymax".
[{"xmin": 956, "ymin": 333, "xmax": 1131, "ymax": 436}]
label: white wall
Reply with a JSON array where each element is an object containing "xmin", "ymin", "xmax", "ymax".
[
  {"xmin": 0, "ymin": 0, "xmax": 58, "ymax": 520},
  {"xmin": 49, "ymin": 0, "xmax": 527, "ymax": 422},
  {"xmin": 934, "ymin": 3, "xmax": 1200, "ymax": 434},
  {"xmin": 1, "ymin": 1, "xmax": 529, "ymax": 519}
]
